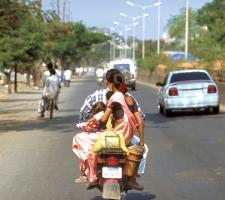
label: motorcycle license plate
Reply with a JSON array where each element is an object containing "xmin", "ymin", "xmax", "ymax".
[{"xmin": 102, "ymin": 167, "xmax": 122, "ymax": 179}]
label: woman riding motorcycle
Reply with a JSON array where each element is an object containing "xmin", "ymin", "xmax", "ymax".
[{"xmin": 86, "ymin": 70, "xmax": 145, "ymax": 190}]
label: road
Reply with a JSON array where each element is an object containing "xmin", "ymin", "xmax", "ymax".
[{"xmin": 0, "ymin": 76, "xmax": 225, "ymax": 200}]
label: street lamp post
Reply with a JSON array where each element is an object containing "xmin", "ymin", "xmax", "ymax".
[
  {"xmin": 109, "ymin": 27, "xmax": 115, "ymax": 61},
  {"xmin": 126, "ymin": 1, "xmax": 162, "ymax": 59},
  {"xmin": 120, "ymin": 13, "xmax": 145, "ymax": 61},
  {"xmin": 114, "ymin": 21, "xmax": 132, "ymax": 58}
]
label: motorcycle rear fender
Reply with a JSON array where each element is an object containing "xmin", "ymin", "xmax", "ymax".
[{"xmin": 102, "ymin": 181, "xmax": 120, "ymax": 200}]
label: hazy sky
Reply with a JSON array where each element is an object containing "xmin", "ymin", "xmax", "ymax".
[{"xmin": 43, "ymin": 0, "xmax": 212, "ymax": 40}]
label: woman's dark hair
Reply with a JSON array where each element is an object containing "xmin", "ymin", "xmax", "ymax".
[
  {"xmin": 106, "ymin": 91, "xmax": 114, "ymax": 100},
  {"xmin": 47, "ymin": 62, "xmax": 54, "ymax": 70},
  {"xmin": 91, "ymin": 102, "xmax": 106, "ymax": 115},
  {"xmin": 49, "ymin": 68, "xmax": 56, "ymax": 75},
  {"xmin": 108, "ymin": 71, "xmax": 127, "ymax": 93},
  {"xmin": 105, "ymin": 69, "xmax": 122, "ymax": 81}
]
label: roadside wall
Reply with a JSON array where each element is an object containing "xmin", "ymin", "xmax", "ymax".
[{"xmin": 137, "ymin": 68, "xmax": 225, "ymax": 106}]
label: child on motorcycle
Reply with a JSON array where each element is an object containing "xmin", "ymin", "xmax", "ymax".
[{"xmin": 72, "ymin": 101, "xmax": 107, "ymax": 182}]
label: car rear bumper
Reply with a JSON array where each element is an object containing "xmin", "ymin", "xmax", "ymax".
[
  {"xmin": 164, "ymin": 95, "xmax": 220, "ymax": 109},
  {"xmin": 126, "ymin": 79, "xmax": 136, "ymax": 87}
]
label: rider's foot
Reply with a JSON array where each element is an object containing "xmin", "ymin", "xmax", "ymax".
[
  {"xmin": 86, "ymin": 181, "xmax": 98, "ymax": 190},
  {"xmin": 127, "ymin": 177, "xmax": 144, "ymax": 191},
  {"xmin": 74, "ymin": 175, "xmax": 88, "ymax": 183},
  {"xmin": 37, "ymin": 113, "xmax": 44, "ymax": 118}
]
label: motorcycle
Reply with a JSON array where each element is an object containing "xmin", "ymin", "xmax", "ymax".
[{"xmin": 89, "ymin": 135, "xmax": 144, "ymax": 200}]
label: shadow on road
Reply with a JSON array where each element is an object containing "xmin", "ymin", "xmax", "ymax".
[
  {"xmin": 144, "ymin": 110, "xmax": 225, "ymax": 125},
  {"xmin": 91, "ymin": 192, "xmax": 156, "ymax": 200},
  {"xmin": 0, "ymin": 113, "xmax": 80, "ymax": 133},
  {"xmin": 0, "ymin": 98, "xmax": 40, "ymax": 102}
]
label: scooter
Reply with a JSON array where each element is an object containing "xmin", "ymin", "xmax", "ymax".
[{"xmin": 96, "ymin": 76, "xmax": 103, "ymax": 85}]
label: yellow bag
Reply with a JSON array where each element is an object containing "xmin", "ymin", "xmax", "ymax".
[{"xmin": 92, "ymin": 130, "xmax": 128, "ymax": 154}]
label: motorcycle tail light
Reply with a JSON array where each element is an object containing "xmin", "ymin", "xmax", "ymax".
[
  {"xmin": 208, "ymin": 85, "xmax": 217, "ymax": 93},
  {"xmin": 168, "ymin": 87, "xmax": 178, "ymax": 96},
  {"xmin": 106, "ymin": 156, "xmax": 119, "ymax": 166}
]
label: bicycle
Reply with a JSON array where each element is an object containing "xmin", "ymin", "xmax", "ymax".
[
  {"xmin": 42, "ymin": 97, "xmax": 55, "ymax": 119},
  {"xmin": 48, "ymin": 98, "xmax": 54, "ymax": 119}
]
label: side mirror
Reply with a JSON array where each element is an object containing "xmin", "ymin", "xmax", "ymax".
[{"xmin": 156, "ymin": 81, "xmax": 164, "ymax": 86}]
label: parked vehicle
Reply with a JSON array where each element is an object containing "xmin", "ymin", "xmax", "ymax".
[
  {"xmin": 156, "ymin": 69, "xmax": 220, "ymax": 116},
  {"xmin": 107, "ymin": 59, "xmax": 137, "ymax": 90}
]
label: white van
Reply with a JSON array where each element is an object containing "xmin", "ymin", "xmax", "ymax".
[{"xmin": 107, "ymin": 59, "xmax": 137, "ymax": 90}]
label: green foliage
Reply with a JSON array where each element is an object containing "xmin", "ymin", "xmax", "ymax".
[
  {"xmin": 0, "ymin": 0, "xmax": 110, "ymax": 72},
  {"xmin": 197, "ymin": 0, "xmax": 225, "ymax": 48},
  {"xmin": 48, "ymin": 22, "xmax": 110, "ymax": 67},
  {"xmin": 138, "ymin": 53, "xmax": 174, "ymax": 72},
  {"xmin": 167, "ymin": 8, "xmax": 202, "ymax": 49},
  {"xmin": 0, "ymin": 0, "xmax": 46, "ymax": 70}
]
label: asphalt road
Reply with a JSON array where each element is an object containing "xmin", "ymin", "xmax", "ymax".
[{"xmin": 0, "ymin": 76, "xmax": 225, "ymax": 200}]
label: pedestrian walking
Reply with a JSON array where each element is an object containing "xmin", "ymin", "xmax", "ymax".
[{"xmin": 64, "ymin": 68, "xmax": 72, "ymax": 87}]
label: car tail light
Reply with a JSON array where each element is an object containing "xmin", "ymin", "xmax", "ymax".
[
  {"xmin": 168, "ymin": 87, "xmax": 178, "ymax": 96},
  {"xmin": 106, "ymin": 156, "xmax": 119, "ymax": 166},
  {"xmin": 208, "ymin": 85, "xmax": 217, "ymax": 93}
]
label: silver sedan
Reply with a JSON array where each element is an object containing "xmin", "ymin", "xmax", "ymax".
[{"xmin": 156, "ymin": 69, "xmax": 220, "ymax": 116}]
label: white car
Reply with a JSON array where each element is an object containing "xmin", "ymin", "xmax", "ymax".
[
  {"xmin": 107, "ymin": 59, "xmax": 137, "ymax": 90},
  {"xmin": 156, "ymin": 69, "xmax": 220, "ymax": 116}
]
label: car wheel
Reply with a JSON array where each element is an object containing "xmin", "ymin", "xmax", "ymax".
[
  {"xmin": 164, "ymin": 107, "xmax": 171, "ymax": 116},
  {"xmin": 131, "ymin": 84, "xmax": 136, "ymax": 91},
  {"xmin": 159, "ymin": 104, "xmax": 164, "ymax": 114},
  {"xmin": 212, "ymin": 106, "xmax": 220, "ymax": 114}
]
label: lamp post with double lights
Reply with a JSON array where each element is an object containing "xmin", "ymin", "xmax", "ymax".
[
  {"xmin": 109, "ymin": 27, "xmax": 116, "ymax": 61},
  {"xmin": 114, "ymin": 21, "xmax": 132, "ymax": 58},
  {"xmin": 120, "ymin": 12, "xmax": 146, "ymax": 61},
  {"xmin": 126, "ymin": 1, "xmax": 162, "ymax": 59}
]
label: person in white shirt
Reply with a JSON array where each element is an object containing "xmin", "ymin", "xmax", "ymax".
[
  {"xmin": 38, "ymin": 66, "xmax": 61, "ymax": 117},
  {"xmin": 64, "ymin": 68, "xmax": 72, "ymax": 87}
]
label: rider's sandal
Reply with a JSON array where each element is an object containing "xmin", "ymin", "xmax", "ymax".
[{"xmin": 74, "ymin": 175, "xmax": 88, "ymax": 183}]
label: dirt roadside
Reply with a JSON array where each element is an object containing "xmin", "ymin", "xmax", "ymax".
[{"xmin": 0, "ymin": 84, "xmax": 43, "ymax": 132}]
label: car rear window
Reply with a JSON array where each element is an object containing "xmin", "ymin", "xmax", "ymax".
[
  {"xmin": 170, "ymin": 72, "xmax": 210, "ymax": 83},
  {"xmin": 113, "ymin": 64, "xmax": 130, "ymax": 72}
]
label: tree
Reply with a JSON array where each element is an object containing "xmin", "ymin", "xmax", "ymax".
[
  {"xmin": 166, "ymin": 8, "xmax": 202, "ymax": 50},
  {"xmin": 0, "ymin": 0, "xmax": 47, "ymax": 91},
  {"xmin": 47, "ymin": 22, "xmax": 109, "ymax": 68},
  {"xmin": 198, "ymin": 0, "xmax": 225, "ymax": 46}
]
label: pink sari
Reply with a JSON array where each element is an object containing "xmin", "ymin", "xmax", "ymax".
[
  {"xmin": 72, "ymin": 122, "xmax": 100, "ymax": 181},
  {"xmin": 108, "ymin": 91, "xmax": 137, "ymax": 145},
  {"xmin": 87, "ymin": 91, "xmax": 138, "ymax": 182}
]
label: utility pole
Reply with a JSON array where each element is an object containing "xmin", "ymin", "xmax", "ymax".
[
  {"xmin": 185, "ymin": 0, "xmax": 189, "ymax": 60},
  {"xmin": 52, "ymin": 0, "xmax": 70, "ymax": 21},
  {"xmin": 56, "ymin": 0, "xmax": 60, "ymax": 18},
  {"xmin": 37, "ymin": 0, "xmax": 42, "ymax": 17},
  {"xmin": 62, "ymin": 0, "xmax": 67, "ymax": 22},
  {"xmin": 37, "ymin": 0, "xmax": 42, "ymax": 8},
  {"xmin": 157, "ymin": 0, "xmax": 161, "ymax": 55}
]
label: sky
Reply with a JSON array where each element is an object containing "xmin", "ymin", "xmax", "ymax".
[{"xmin": 42, "ymin": 0, "xmax": 212, "ymax": 40}]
